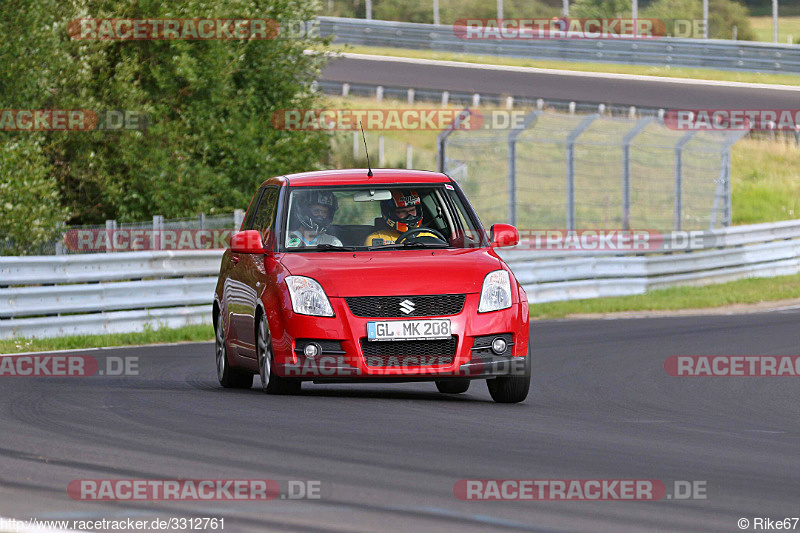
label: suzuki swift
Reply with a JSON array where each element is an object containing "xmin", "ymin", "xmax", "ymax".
[{"xmin": 213, "ymin": 169, "xmax": 530, "ymax": 403}]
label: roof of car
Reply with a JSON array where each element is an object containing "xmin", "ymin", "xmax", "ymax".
[{"xmin": 262, "ymin": 169, "xmax": 452, "ymax": 187}]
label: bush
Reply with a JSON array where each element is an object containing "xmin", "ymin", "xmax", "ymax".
[
  {"xmin": 0, "ymin": 139, "xmax": 69, "ymax": 255},
  {"xmin": 643, "ymin": 0, "xmax": 755, "ymax": 40},
  {"xmin": 0, "ymin": 0, "xmax": 332, "ymax": 225}
]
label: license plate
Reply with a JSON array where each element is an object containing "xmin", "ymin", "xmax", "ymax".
[{"xmin": 367, "ymin": 319, "xmax": 451, "ymax": 341}]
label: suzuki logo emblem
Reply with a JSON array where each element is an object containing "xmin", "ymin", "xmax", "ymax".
[{"xmin": 399, "ymin": 299, "xmax": 415, "ymax": 315}]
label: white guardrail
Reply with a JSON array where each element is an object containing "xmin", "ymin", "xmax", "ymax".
[{"xmin": 1, "ymin": 220, "xmax": 800, "ymax": 339}]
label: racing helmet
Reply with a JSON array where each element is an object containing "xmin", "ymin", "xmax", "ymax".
[
  {"xmin": 294, "ymin": 190, "xmax": 337, "ymax": 233},
  {"xmin": 381, "ymin": 189, "xmax": 423, "ymax": 233}
]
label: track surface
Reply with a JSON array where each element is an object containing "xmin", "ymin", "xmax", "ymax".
[
  {"xmin": 1, "ymin": 312, "xmax": 798, "ymax": 532},
  {"xmin": 320, "ymin": 55, "xmax": 800, "ymax": 109}
]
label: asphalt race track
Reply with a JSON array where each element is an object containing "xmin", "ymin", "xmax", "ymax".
[
  {"xmin": 320, "ymin": 54, "xmax": 800, "ymax": 110},
  {"xmin": 0, "ymin": 311, "xmax": 798, "ymax": 532}
]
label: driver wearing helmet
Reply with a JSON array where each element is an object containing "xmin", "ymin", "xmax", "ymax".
[
  {"xmin": 287, "ymin": 190, "xmax": 343, "ymax": 248},
  {"xmin": 364, "ymin": 189, "xmax": 437, "ymax": 246}
]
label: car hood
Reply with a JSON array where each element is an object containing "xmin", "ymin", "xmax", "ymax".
[{"xmin": 279, "ymin": 248, "xmax": 504, "ymax": 297}]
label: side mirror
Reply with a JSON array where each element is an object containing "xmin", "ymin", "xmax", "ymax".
[
  {"xmin": 490, "ymin": 224, "xmax": 519, "ymax": 248},
  {"xmin": 230, "ymin": 230, "xmax": 265, "ymax": 254}
]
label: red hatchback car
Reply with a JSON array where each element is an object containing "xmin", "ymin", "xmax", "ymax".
[{"xmin": 213, "ymin": 169, "xmax": 530, "ymax": 403}]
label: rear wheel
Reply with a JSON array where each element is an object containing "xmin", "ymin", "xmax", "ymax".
[
  {"xmin": 257, "ymin": 313, "xmax": 301, "ymax": 395},
  {"xmin": 215, "ymin": 313, "xmax": 253, "ymax": 389},
  {"xmin": 435, "ymin": 379, "xmax": 470, "ymax": 394},
  {"xmin": 486, "ymin": 349, "xmax": 531, "ymax": 404}
]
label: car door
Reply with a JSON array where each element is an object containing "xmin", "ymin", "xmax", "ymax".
[{"xmin": 226, "ymin": 186, "xmax": 279, "ymax": 359}]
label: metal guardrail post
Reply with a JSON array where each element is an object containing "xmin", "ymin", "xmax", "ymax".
[
  {"xmin": 507, "ymin": 111, "xmax": 539, "ymax": 227},
  {"xmin": 152, "ymin": 215, "xmax": 164, "ymax": 251},
  {"xmin": 234, "ymin": 209, "xmax": 245, "ymax": 230},
  {"xmin": 436, "ymin": 108, "xmax": 471, "ymax": 173},
  {"xmin": 105, "ymin": 219, "xmax": 116, "ymax": 253},
  {"xmin": 565, "ymin": 114, "xmax": 598, "ymax": 230},
  {"xmin": 673, "ymin": 131, "xmax": 697, "ymax": 231},
  {"xmin": 621, "ymin": 117, "xmax": 654, "ymax": 230}
]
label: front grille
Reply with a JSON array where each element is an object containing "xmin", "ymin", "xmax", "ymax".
[
  {"xmin": 360, "ymin": 336, "xmax": 457, "ymax": 367},
  {"xmin": 346, "ymin": 294, "xmax": 466, "ymax": 318}
]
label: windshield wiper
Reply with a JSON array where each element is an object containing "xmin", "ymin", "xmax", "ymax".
[
  {"xmin": 312, "ymin": 243, "xmax": 357, "ymax": 251},
  {"xmin": 368, "ymin": 241, "xmax": 449, "ymax": 250}
]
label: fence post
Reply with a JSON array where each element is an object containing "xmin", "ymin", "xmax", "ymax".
[
  {"xmin": 621, "ymin": 117, "xmax": 654, "ymax": 230},
  {"xmin": 199, "ymin": 213, "xmax": 206, "ymax": 231},
  {"xmin": 378, "ymin": 135, "xmax": 385, "ymax": 166},
  {"xmin": 234, "ymin": 209, "xmax": 245, "ymax": 231},
  {"xmin": 406, "ymin": 144, "xmax": 413, "ymax": 169},
  {"xmin": 436, "ymin": 108, "xmax": 471, "ymax": 173},
  {"xmin": 673, "ymin": 131, "xmax": 697, "ymax": 231},
  {"xmin": 565, "ymin": 114, "xmax": 598, "ymax": 230},
  {"xmin": 353, "ymin": 131, "xmax": 359, "ymax": 161},
  {"xmin": 152, "ymin": 215, "xmax": 163, "ymax": 250},
  {"xmin": 507, "ymin": 111, "xmax": 539, "ymax": 227},
  {"xmin": 105, "ymin": 219, "xmax": 117, "ymax": 253}
]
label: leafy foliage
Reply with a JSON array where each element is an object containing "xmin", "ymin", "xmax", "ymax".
[
  {"xmin": 0, "ymin": 139, "xmax": 70, "ymax": 255},
  {"xmin": 0, "ymin": 0, "xmax": 330, "ymax": 235}
]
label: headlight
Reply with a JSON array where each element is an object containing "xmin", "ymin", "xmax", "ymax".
[
  {"xmin": 286, "ymin": 276, "xmax": 334, "ymax": 317},
  {"xmin": 478, "ymin": 270, "xmax": 512, "ymax": 313}
]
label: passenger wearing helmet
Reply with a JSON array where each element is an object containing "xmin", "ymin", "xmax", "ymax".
[
  {"xmin": 287, "ymin": 190, "xmax": 343, "ymax": 248},
  {"xmin": 364, "ymin": 189, "xmax": 437, "ymax": 246}
]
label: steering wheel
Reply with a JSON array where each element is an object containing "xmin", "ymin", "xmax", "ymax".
[{"xmin": 395, "ymin": 227, "xmax": 448, "ymax": 244}]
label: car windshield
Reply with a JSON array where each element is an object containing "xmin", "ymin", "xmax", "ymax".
[{"xmin": 280, "ymin": 185, "xmax": 484, "ymax": 252}]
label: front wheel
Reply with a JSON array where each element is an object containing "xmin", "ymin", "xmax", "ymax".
[
  {"xmin": 215, "ymin": 313, "xmax": 253, "ymax": 389},
  {"xmin": 257, "ymin": 314, "xmax": 301, "ymax": 395},
  {"xmin": 486, "ymin": 349, "xmax": 530, "ymax": 403}
]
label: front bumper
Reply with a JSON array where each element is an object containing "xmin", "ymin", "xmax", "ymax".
[{"xmin": 270, "ymin": 293, "xmax": 529, "ymax": 380}]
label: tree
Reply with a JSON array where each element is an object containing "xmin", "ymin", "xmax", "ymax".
[
  {"xmin": 0, "ymin": 139, "xmax": 69, "ymax": 255},
  {"xmin": 0, "ymin": 0, "xmax": 330, "ymax": 230}
]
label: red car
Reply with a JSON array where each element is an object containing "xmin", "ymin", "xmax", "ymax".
[{"xmin": 213, "ymin": 169, "xmax": 530, "ymax": 403}]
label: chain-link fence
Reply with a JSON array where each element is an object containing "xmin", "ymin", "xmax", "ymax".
[{"xmin": 439, "ymin": 110, "xmax": 749, "ymax": 231}]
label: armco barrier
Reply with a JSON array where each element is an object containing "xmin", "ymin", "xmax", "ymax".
[
  {"xmin": 318, "ymin": 17, "xmax": 800, "ymax": 73},
  {"xmin": 0, "ymin": 251, "xmax": 223, "ymax": 340},
  {"xmin": 1, "ymin": 221, "xmax": 799, "ymax": 339}
]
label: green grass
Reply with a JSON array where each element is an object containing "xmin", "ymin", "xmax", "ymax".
[
  {"xmin": 0, "ymin": 324, "xmax": 214, "ymax": 355},
  {"xmin": 325, "ymin": 44, "xmax": 800, "ymax": 86},
  {"xmin": 731, "ymin": 137, "xmax": 800, "ymax": 224},
  {"xmin": 749, "ymin": 16, "xmax": 800, "ymax": 44},
  {"xmin": 531, "ymin": 272, "xmax": 800, "ymax": 319}
]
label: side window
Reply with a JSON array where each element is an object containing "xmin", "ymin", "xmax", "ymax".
[
  {"xmin": 241, "ymin": 188, "xmax": 265, "ymax": 230},
  {"xmin": 251, "ymin": 187, "xmax": 279, "ymax": 243}
]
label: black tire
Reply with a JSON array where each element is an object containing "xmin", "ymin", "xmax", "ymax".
[
  {"xmin": 215, "ymin": 313, "xmax": 253, "ymax": 389},
  {"xmin": 435, "ymin": 379, "xmax": 471, "ymax": 394},
  {"xmin": 486, "ymin": 349, "xmax": 531, "ymax": 404},
  {"xmin": 257, "ymin": 313, "xmax": 301, "ymax": 395}
]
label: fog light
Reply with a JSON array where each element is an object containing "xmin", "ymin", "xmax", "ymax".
[
  {"xmin": 491, "ymin": 337, "xmax": 507, "ymax": 355},
  {"xmin": 303, "ymin": 343, "xmax": 320, "ymax": 358}
]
